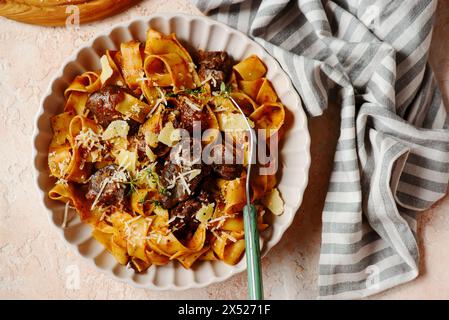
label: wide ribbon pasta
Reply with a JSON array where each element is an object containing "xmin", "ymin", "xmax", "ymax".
[
  {"xmin": 64, "ymin": 71, "xmax": 101, "ymax": 98},
  {"xmin": 47, "ymin": 28, "xmax": 286, "ymax": 273}
]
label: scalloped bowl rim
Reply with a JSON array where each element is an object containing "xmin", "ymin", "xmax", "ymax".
[{"xmin": 32, "ymin": 13, "xmax": 311, "ymax": 291}]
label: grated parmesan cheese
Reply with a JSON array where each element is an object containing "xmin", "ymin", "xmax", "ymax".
[
  {"xmin": 56, "ymin": 178, "xmax": 68, "ymax": 187},
  {"xmin": 221, "ymin": 231, "xmax": 237, "ymax": 243},
  {"xmin": 75, "ymin": 128, "xmax": 102, "ymax": 150},
  {"xmin": 90, "ymin": 169, "xmax": 129, "ymax": 210},
  {"xmin": 56, "ymin": 157, "xmax": 70, "ymax": 177},
  {"xmin": 200, "ymin": 73, "xmax": 217, "ymax": 88},
  {"xmin": 177, "ymin": 172, "xmax": 191, "ymax": 195},
  {"xmin": 208, "ymin": 214, "xmax": 232, "ymax": 225},
  {"xmin": 155, "ymin": 87, "xmax": 167, "ymax": 106},
  {"xmin": 183, "ymin": 97, "xmax": 202, "ymax": 111},
  {"xmin": 90, "ymin": 178, "xmax": 109, "ymax": 210},
  {"xmin": 211, "ymin": 230, "xmax": 221, "ymax": 239}
]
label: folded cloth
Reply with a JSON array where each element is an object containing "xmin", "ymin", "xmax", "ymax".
[{"xmin": 192, "ymin": 0, "xmax": 449, "ymax": 299}]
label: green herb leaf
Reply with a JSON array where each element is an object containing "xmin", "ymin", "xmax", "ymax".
[
  {"xmin": 165, "ymin": 92, "xmax": 178, "ymax": 97},
  {"xmin": 152, "ymin": 200, "xmax": 161, "ymax": 207},
  {"xmin": 184, "ymin": 87, "xmax": 204, "ymax": 95},
  {"xmin": 138, "ymin": 196, "xmax": 147, "ymax": 205},
  {"xmin": 159, "ymin": 187, "xmax": 167, "ymax": 195}
]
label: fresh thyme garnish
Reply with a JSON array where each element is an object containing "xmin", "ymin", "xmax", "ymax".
[
  {"xmin": 184, "ymin": 87, "xmax": 204, "ymax": 95},
  {"xmin": 212, "ymin": 82, "xmax": 233, "ymax": 98},
  {"xmin": 165, "ymin": 92, "xmax": 178, "ymax": 98},
  {"xmin": 148, "ymin": 170, "xmax": 159, "ymax": 185},
  {"xmin": 158, "ymin": 187, "xmax": 167, "ymax": 195},
  {"xmin": 152, "ymin": 200, "xmax": 161, "ymax": 207},
  {"xmin": 138, "ymin": 195, "xmax": 147, "ymax": 205},
  {"xmin": 125, "ymin": 177, "xmax": 139, "ymax": 195},
  {"xmin": 165, "ymin": 87, "xmax": 204, "ymax": 98},
  {"xmin": 220, "ymin": 82, "xmax": 232, "ymax": 96}
]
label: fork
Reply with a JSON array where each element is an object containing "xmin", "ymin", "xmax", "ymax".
[{"xmin": 229, "ymin": 96, "xmax": 263, "ymax": 300}]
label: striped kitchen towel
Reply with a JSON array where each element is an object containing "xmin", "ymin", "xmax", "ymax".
[{"xmin": 192, "ymin": 0, "xmax": 449, "ymax": 299}]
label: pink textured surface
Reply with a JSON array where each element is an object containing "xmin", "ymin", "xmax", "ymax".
[{"xmin": 1, "ymin": 0, "xmax": 448, "ymax": 299}]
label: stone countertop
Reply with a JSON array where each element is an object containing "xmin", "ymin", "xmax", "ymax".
[{"xmin": 1, "ymin": 0, "xmax": 449, "ymax": 300}]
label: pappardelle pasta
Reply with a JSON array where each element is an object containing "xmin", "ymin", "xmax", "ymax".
[{"xmin": 48, "ymin": 28, "xmax": 285, "ymax": 271}]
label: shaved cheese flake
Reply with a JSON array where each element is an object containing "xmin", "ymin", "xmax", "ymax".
[
  {"xmin": 110, "ymin": 137, "xmax": 129, "ymax": 157},
  {"xmin": 217, "ymin": 113, "xmax": 253, "ymax": 132},
  {"xmin": 116, "ymin": 150, "xmax": 137, "ymax": 173},
  {"xmin": 115, "ymin": 93, "xmax": 149, "ymax": 122},
  {"xmin": 262, "ymin": 188, "xmax": 284, "ymax": 216},
  {"xmin": 145, "ymin": 145, "xmax": 157, "ymax": 162},
  {"xmin": 183, "ymin": 97, "xmax": 202, "ymax": 111},
  {"xmin": 102, "ymin": 120, "xmax": 129, "ymax": 140},
  {"xmin": 158, "ymin": 122, "xmax": 180, "ymax": 147},
  {"xmin": 100, "ymin": 55, "xmax": 114, "ymax": 84},
  {"xmin": 144, "ymin": 130, "xmax": 159, "ymax": 148},
  {"xmin": 195, "ymin": 203, "xmax": 215, "ymax": 223}
]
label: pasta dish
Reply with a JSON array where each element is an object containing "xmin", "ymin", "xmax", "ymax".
[{"xmin": 47, "ymin": 28, "xmax": 285, "ymax": 271}]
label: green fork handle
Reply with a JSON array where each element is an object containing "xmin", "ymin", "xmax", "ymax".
[{"xmin": 243, "ymin": 204, "xmax": 264, "ymax": 300}]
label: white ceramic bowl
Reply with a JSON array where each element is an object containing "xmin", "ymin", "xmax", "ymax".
[{"xmin": 33, "ymin": 14, "xmax": 310, "ymax": 290}]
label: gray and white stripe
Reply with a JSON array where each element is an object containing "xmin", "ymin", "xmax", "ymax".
[{"xmin": 192, "ymin": 0, "xmax": 448, "ymax": 299}]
